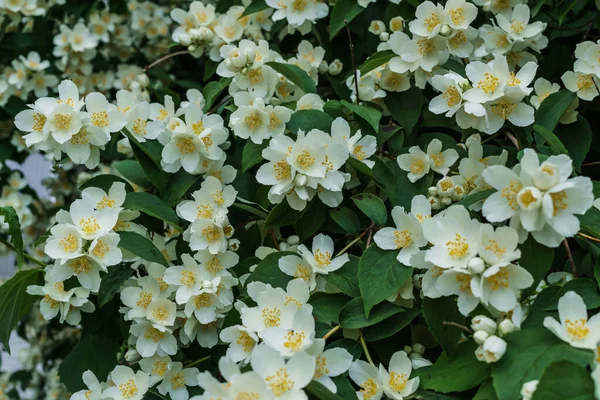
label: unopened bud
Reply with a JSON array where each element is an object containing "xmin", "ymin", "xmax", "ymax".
[
  {"xmin": 498, "ymin": 319, "xmax": 515, "ymax": 336},
  {"xmin": 467, "ymin": 257, "xmax": 485, "ymax": 274},
  {"xmin": 473, "ymin": 330, "xmax": 489, "ymax": 345},
  {"xmin": 412, "ymin": 343, "xmax": 425, "ymax": 355},
  {"xmin": 440, "ymin": 24, "xmax": 451, "ymax": 35},
  {"xmin": 471, "ymin": 315, "xmax": 497, "ymax": 334},
  {"xmin": 379, "ymin": 31, "xmax": 390, "ymax": 42},
  {"xmin": 125, "ymin": 349, "xmax": 141, "ymax": 362},
  {"xmin": 228, "ymin": 238, "xmax": 240, "ymax": 251}
]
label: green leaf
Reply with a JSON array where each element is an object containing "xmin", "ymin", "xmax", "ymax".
[
  {"xmin": 456, "ymin": 189, "xmax": 494, "ymax": 208},
  {"xmin": 385, "ymin": 87, "xmax": 424, "ymax": 135},
  {"xmin": 202, "ymin": 78, "xmax": 232, "ymax": 112},
  {"xmin": 98, "ymin": 266, "xmax": 134, "ymax": 307},
  {"xmin": 373, "ymin": 158, "xmax": 432, "ymax": 208},
  {"xmin": 0, "ymin": 270, "xmax": 44, "ymax": 352},
  {"xmin": 0, "ymin": 207, "xmax": 25, "ymax": 268},
  {"xmin": 242, "ymin": 141, "xmax": 267, "ymax": 172},
  {"xmin": 287, "ymin": 110, "xmax": 334, "ymax": 134},
  {"xmin": 294, "ymin": 200, "xmax": 326, "ymax": 242},
  {"xmin": 79, "ymin": 174, "xmax": 134, "ymax": 193},
  {"xmin": 309, "ymin": 293, "xmax": 351, "ymax": 325},
  {"xmin": 364, "ymin": 307, "xmax": 421, "ymax": 341},
  {"xmin": 533, "ymin": 124, "xmax": 568, "ymax": 156},
  {"xmin": 330, "ymin": 207, "xmax": 360, "ymax": 235},
  {"xmin": 163, "ymin": 170, "xmax": 202, "ymax": 206},
  {"xmin": 339, "ymin": 297, "xmax": 403, "ymax": 329},
  {"xmin": 329, "ymin": 0, "xmax": 363, "ymax": 39},
  {"xmin": 532, "ymin": 360, "xmax": 595, "ymax": 400},
  {"xmin": 359, "ymin": 246, "xmax": 412, "ymax": 317},
  {"xmin": 323, "ymin": 255, "xmax": 361, "ymax": 298},
  {"xmin": 113, "ymin": 160, "xmax": 152, "ymax": 189},
  {"xmin": 474, "ymin": 379, "xmax": 498, "ymax": 400},
  {"xmin": 242, "ymin": 0, "xmax": 268, "ymax": 16},
  {"xmin": 340, "ymin": 100, "xmax": 381, "ymax": 133},
  {"xmin": 117, "ymin": 231, "xmax": 169, "ymax": 267},
  {"xmin": 546, "ymin": 278, "xmax": 600, "ymax": 310},
  {"xmin": 422, "ymin": 296, "xmax": 464, "ymax": 356},
  {"xmin": 121, "ymin": 129, "xmax": 169, "ymax": 193},
  {"xmin": 522, "ymin": 286, "xmax": 560, "ymax": 328},
  {"xmin": 264, "ymin": 201, "xmax": 303, "ymax": 229},
  {"xmin": 347, "ymin": 157, "xmax": 375, "ymax": 179},
  {"xmin": 331, "ymin": 376, "xmax": 358, "ymax": 400},
  {"xmin": 122, "ymin": 192, "xmax": 182, "ymax": 232},
  {"xmin": 359, "ymin": 50, "xmax": 396, "ymax": 75},
  {"xmin": 351, "ymin": 193, "xmax": 387, "ymax": 226},
  {"xmin": 556, "ymin": 115, "xmax": 593, "ymax": 171},
  {"xmin": 305, "ymin": 380, "xmax": 344, "ymax": 400},
  {"xmin": 417, "ymin": 342, "xmax": 490, "ymax": 393},
  {"xmin": 491, "ymin": 328, "xmax": 593, "ymax": 400},
  {"xmin": 265, "ymin": 62, "xmax": 317, "ymax": 94},
  {"xmin": 535, "ymin": 90, "xmax": 576, "ymax": 132},
  {"xmin": 246, "ymin": 251, "xmax": 296, "ymax": 289},
  {"xmin": 520, "ymin": 237, "xmax": 554, "ymax": 298},
  {"xmin": 59, "ymin": 334, "xmax": 120, "ymax": 392}
]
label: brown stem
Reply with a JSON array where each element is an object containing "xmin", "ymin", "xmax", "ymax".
[
  {"xmin": 563, "ymin": 239, "xmax": 577, "ymax": 276},
  {"xmin": 337, "ymin": 230, "xmax": 368, "ymax": 256},
  {"xmin": 443, "ymin": 321, "xmax": 473, "ymax": 334},
  {"xmin": 270, "ymin": 230, "xmax": 280, "ymax": 251},
  {"xmin": 323, "ymin": 325, "xmax": 341, "ymax": 340},
  {"xmin": 582, "ymin": 161, "xmax": 600, "ymax": 167},
  {"xmin": 344, "ymin": 20, "xmax": 360, "ymax": 104},
  {"xmin": 144, "ymin": 50, "xmax": 189, "ymax": 71},
  {"xmin": 505, "ymin": 132, "xmax": 519, "ymax": 150}
]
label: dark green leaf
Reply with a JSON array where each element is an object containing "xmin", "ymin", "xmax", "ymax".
[
  {"xmin": 329, "ymin": 0, "xmax": 363, "ymax": 39},
  {"xmin": 532, "ymin": 360, "xmax": 595, "ymax": 400},
  {"xmin": 373, "ymin": 158, "xmax": 432, "ymax": 208},
  {"xmin": 294, "ymin": 200, "xmax": 326, "ymax": 242},
  {"xmin": 556, "ymin": 115, "xmax": 592, "ymax": 171},
  {"xmin": 203, "ymin": 78, "xmax": 232, "ymax": 112},
  {"xmin": 351, "ymin": 193, "xmax": 387, "ymax": 226},
  {"xmin": 287, "ymin": 110, "xmax": 334, "ymax": 134},
  {"xmin": 456, "ymin": 189, "xmax": 494, "ymax": 208},
  {"xmin": 546, "ymin": 278, "xmax": 600, "ymax": 310},
  {"xmin": 535, "ymin": 90, "xmax": 576, "ymax": 132},
  {"xmin": 330, "ymin": 207, "xmax": 360, "ymax": 235},
  {"xmin": 113, "ymin": 160, "xmax": 152, "ymax": 189},
  {"xmin": 359, "ymin": 246, "xmax": 412, "ymax": 317},
  {"xmin": 242, "ymin": 0, "xmax": 268, "ymax": 16},
  {"xmin": 266, "ymin": 62, "xmax": 317, "ymax": 94},
  {"xmin": 163, "ymin": 170, "xmax": 202, "ymax": 206},
  {"xmin": 0, "ymin": 207, "xmax": 25, "ymax": 268},
  {"xmin": 246, "ymin": 251, "xmax": 296, "ymax": 289},
  {"xmin": 79, "ymin": 175, "xmax": 134, "ymax": 193},
  {"xmin": 385, "ymin": 87, "xmax": 424, "ymax": 135},
  {"xmin": 533, "ymin": 124, "xmax": 568, "ymax": 156},
  {"xmin": 491, "ymin": 328, "xmax": 593, "ymax": 400},
  {"xmin": 305, "ymin": 380, "xmax": 344, "ymax": 400},
  {"xmin": 117, "ymin": 231, "xmax": 168, "ymax": 267},
  {"xmin": 323, "ymin": 255, "xmax": 361, "ymax": 298},
  {"xmin": 364, "ymin": 307, "xmax": 421, "ymax": 341},
  {"xmin": 123, "ymin": 192, "xmax": 182, "ymax": 232},
  {"xmin": 359, "ymin": 50, "xmax": 396, "ymax": 75},
  {"xmin": 422, "ymin": 296, "xmax": 464, "ymax": 356},
  {"xmin": 264, "ymin": 201, "xmax": 303, "ymax": 229},
  {"xmin": 121, "ymin": 129, "xmax": 169, "ymax": 193},
  {"xmin": 339, "ymin": 297, "xmax": 403, "ymax": 329},
  {"xmin": 59, "ymin": 334, "xmax": 120, "ymax": 392},
  {"xmin": 98, "ymin": 266, "xmax": 134, "ymax": 307},
  {"xmin": 340, "ymin": 100, "xmax": 381, "ymax": 132},
  {"xmin": 417, "ymin": 341, "xmax": 490, "ymax": 393},
  {"xmin": 309, "ymin": 293, "xmax": 351, "ymax": 325},
  {"xmin": 0, "ymin": 270, "xmax": 44, "ymax": 352},
  {"xmin": 520, "ymin": 237, "xmax": 554, "ymax": 298},
  {"xmin": 242, "ymin": 141, "xmax": 267, "ymax": 172}
]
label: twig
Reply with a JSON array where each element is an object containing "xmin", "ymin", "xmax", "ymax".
[
  {"xmin": 184, "ymin": 355, "xmax": 211, "ymax": 368},
  {"xmin": 359, "ymin": 331, "xmax": 375, "ymax": 366},
  {"xmin": 337, "ymin": 231, "xmax": 368, "ymax": 256},
  {"xmin": 443, "ymin": 321, "xmax": 473, "ymax": 334},
  {"xmin": 578, "ymin": 232, "xmax": 600, "ymax": 243},
  {"xmin": 563, "ymin": 239, "xmax": 577, "ymax": 276},
  {"xmin": 147, "ymin": 388, "xmax": 168, "ymax": 400},
  {"xmin": 270, "ymin": 230, "xmax": 280, "ymax": 250},
  {"xmin": 323, "ymin": 325, "xmax": 341, "ymax": 340},
  {"xmin": 366, "ymin": 227, "xmax": 374, "ymax": 248},
  {"xmin": 0, "ymin": 236, "xmax": 46, "ymax": 268},
  {"xmin": 144, "ymin": 50, "xmax": 189, "ymax": 71},
  {"xmin": 344, "ymin": 20, "xmax": 360, "ymax": 104},
  {"xmin": 505, "ymin": 132, "xmax": 519, "ymax": 150},
  {"xmin": 582, "ymin": 161, "xmax": 600, "ymax": 167}
]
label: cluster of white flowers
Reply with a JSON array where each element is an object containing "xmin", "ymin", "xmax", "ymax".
[
  {"xmin": 27, "ymin": 182, "xmax": 127, "ymax": 324},
  {"xmin": 470, "ymin": 314, "xmax": 517, "ymax": 364},
  {"xmin": 562, "ymin": 39, "xmax": 600, "ymax": 101},
  {"xmin": 0, "ymin": 51, "xmax": 58, "ymax": 106}
]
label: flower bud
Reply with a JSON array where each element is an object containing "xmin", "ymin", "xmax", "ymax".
[
  {"xmin": 436, "ymin": 177, "xmax": 455, "ymax": 197},
  {"xmin": 441, "ymin": 196, "xmax": 452, "ymax": 206},
  {"xmin": 389, "ymin": 16, "xmax": 404, "ymax": 32},
  {"xmin": 471, "ymin": 315, "xmax": 497, "ymax": 334},
  {"xmin": 188, "ymin": 45, "xmax": 197, "ymax": 53},
  {"xmin": 379, "ymin": 32, "xmax": 390, "ymax": 42},
  {"xmin": 428, "ymin": 186, "xmax": 438, "ymax": 196},
  {"xmin": 481, "ymin": 335, "xmax": 507, "ymax": 363},
  {"xmin": 228, "ymin": 238, "xmax": 240, "ymax": 251},
  {"xmin": 440, "ymin": 24, "xmax": 452, "ymax": 35},
  {"xmin": 318, "ymin": 60, "xmax": 329, "ymax": 74},
  {"xmin": 125, "ymin": 349, "xmax": 141, "ymax": 362},
  {"xmin": 404, "ymin": 345, "xmax": 412, "ymax": 354},
  {"xmin": 287, "ymin": 235, "xmax": 300, "ymax": 245},
  {"xmin": 429, "ymin": 196, "xmax": 442, "ymax": 210},
  {"xmin": 328, "ymin": 59, "xmax": 343, "ymax": 76},
  {"xmin": 412, "ymin": 343, "xmax": 425, "ymax": 355},
  {"xmin": 473, "ymin": 330, "xmax": 489, "ymax": 345},
  {"xmin": 137, "ymin": 73, "xmax": 149, "ymax": 87},
  {"xmin": 467, "ymin": 257, "xmax": 485, "ymax": 274},
  {"xmin": 520, "ymin": 380, "xmax": 539, "ymax": 400},
  {"xmin": 533, "ymin": 161, "xmax": 560, "ymax": 190},
  {"xmin": 179, "ymin": 34, "xmax": 191, "ymax": 46},
  {"xmin": 295, "ymin": 174, "xmax": 307, "ymax": 186},
  {"xmin": 279, "ymin": 242, "xmax": 289, "ymax": 251},
  {"xmin": 498, "ymin": 319, "xmax": 515, "ymax": 336}
]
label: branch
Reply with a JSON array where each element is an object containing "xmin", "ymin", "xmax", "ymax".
[
  {"xmin": 563, "ymin": 239, "xmax": 577, "ymax": 277},
  {"xmin": 443, "ymin": 321, "xmax": 473, "ymax": 334},
  {"xmin": 344, "ymin": 20, "xmax": 360, "ymax": 104},
  {"xmin": 144, "ymin": 50, "xmax": 189, "ymax": 71},
  {"xmin": 0, "ymin": 236, "xmax": 46, "ymax": 268}
]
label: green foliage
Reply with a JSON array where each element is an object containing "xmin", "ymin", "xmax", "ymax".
[
  {"xmin": 122, "ymin": 192, "xmax": 182, "ymax": 232},
  {"xmin": 0, "ymin": 207, "xmax": 25, "ymax": 268},
  {"xmin": 532, "ymin": 361, "xmax": 595, "ymax": 400},
  {"xmin": 351, "ymin": 193, "xmax": 387, "ymax": 227},
  {"xmin": 422, "ymin": 297, "xmax": 465, "ymax": 356},
  {"xmin": 117, "ymin": 231, "xmax": 168, "ymax": 267},
  {"xmin": 339, "ymin": 297, "xmax": 403, "ymax": 329},
  {"xmin": 265, "ymin": 62, "xmax": 317, "ymax": 94}
]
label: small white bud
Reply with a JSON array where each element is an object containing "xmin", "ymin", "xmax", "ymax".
[
  {"xmin": 228, "ymin": 238, "xmax": 240, "ymax": 251},
  {"xmin": 137, "ymin": 73, "xmax": 149, "ymax": 87},
  {"xmin": 467, "ymin": 257, "xmax": 485, "ymax": 274},
  {"xmin": 498, "ymin": 319, "xmax": 516, "ymax": 336},
  {"xmin": 403, "ymin": 345, "xmax": 412, "ymax": 354},
  {"xmin": 179, "ymin": 34, "xmax": 191, "ymax": 46},
  {"xmin": 440, "ymin": 24, "xmax": 452, "ymax": 35},
  {"xmin": 188, "ymin": 45, "xmax": 197, "ymax": 53},
  {"xmin": 471, "ymin": 315, "xmax": 497, "ymax": 334},
  {"xmin": 287, "ymin": 235, "xmax": 300, "ymax": 245},
  {"xmin": 379, "ymin": 31, "xmax": 390, "ymax": 42},
  {"xmin": 279, "ymin": 242, "xmax": 289, "ymax": 251},
  {"xmin": 295, "ymin": 174, "xmax": 307, "ymax": 186},
  {"xmin": 441, "ymin": 196, "xmax": 452, "ymax": 206},
  {"xmin": 318, "ymin": 60, "xmax": 329, "ymax": 74},
  {"xmin": 473, "ymin": 330, "xmax": 489, "ymax": 345},
  {"xmin": 428, "ymin": 186, "xmax": 438, "ymax": 196},
  {"xmin": 481, "ymin": 335, "xmax": 507, "ymax": 363},
  {"xmin": 328, "ymin": 59, "xmax": 343, "ymax": 76},
  {"xmin": 125, "ymin": 349, "xmax": 141, "ymax": 362},
  {"xmin": 412, "ymin": 343, "xmax": 425, "ymax": 355}
]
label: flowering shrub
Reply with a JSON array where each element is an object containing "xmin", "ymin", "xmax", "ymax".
[{"xmin": 0, "ymin": 0, "xmax": 600, "ymax": 399}]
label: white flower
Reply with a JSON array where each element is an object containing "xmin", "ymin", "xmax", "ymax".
[
  {"xmin": 483, "ymin": 92, "xmax": 535, "ymax": 134},
  {"xmin": 241, "ymin": 284, "xmax": 298, "ymax": 334},
  {"xmin": 102, "ymin": 366, "xmax": 149, "ymax": 400},
  {"xmin": 262, "ymin": 306, "xmax": 315, "ymax": 356},
  {"xmin": 70, "ymin": 370, "xmax": 103, "ymax": 400},
  {"xmin": 397, "ymin": 146, "xmax": 430, "ymax": 183},
  {"xmin": 426, "ymin": 139, "xmax": 459, "ymax": 175},
  {"xmin": 47, "ymin": 256, "xmax": 102, "ymax": 292},
  {"xmin": 562, "ymin": 71, "xmax": 599, "ymax": 101},
  {"xmin": 436, "ymin": 269, "xmax": 480, "ymax": 315},
  {"xmin": 279, "ymin": 253, "xmax": 317, "ymax": 290},
  {"xmin": 44, "ymin": 223, "xmax": 83, "ymax": 262},
  {"xmin": 164, "ymin": 254, "xmax": 210, "ymax": 304},
  {"xmin": 156, "ymin": 362, "xmax": 199, "ymax": 400},
  {"xmin": 409, "ymin": 2, "xmax": 446, "ymax": 38},
  {"xmin": 229, "ymin": 94, "xmax": 271, "ymax": 144},
  {"xmin": 331, "ymin": 117, "xmax": 377, "ymax": 168},
  {"xmin": 297, "ymin": 234, "xmax": 349, "ymax": 274},
  {"xmin": 120, "ymin": 276, "xmax": 164, "ymax": 320},
  {"xmin": 251, "ymin": 344, "xmax": 316, "ymax": 399},
  {"xmin": 146, "ymin": 298, "xmax": 177, "ymax": 330},
  {"xmin": 266, "ymin": 0, "xmax": 328, "ymax": 29},
  {"xmin": 543, "ymin": 291, "xmax": 600, "ymax": 349},
  {"xmin": 70, "ymin": 200, "xmax": 118, "ymax": 240},
  {"xmin": 296, "ymin": 93, "xmax": 325, "ymax": 111},
  {"xmin": 349, "ymin": 360, "xmax": 383, "ymax": 400},
  {"xmin": 463, "ymin": 56, "xmax": 509, "ymax": 103},
  {"xmin": 305, "ymin": 339, "xmax": 353, "ymax": 393},
  {"xmin": 139, "ymin": 355, "xmax": 172, "ymax": 386},
  {"xmin": 520, "ymin": 380, "xmax": 539, "ymax": 400},
  {"xmin": 477, "ymin": 263, "xmax": 533, "ymax": 311},
  {"xmin": 81, "ymin": 182, "xmax": 127, "ymax": 212},
  {"xmin": 530, "ymin": 78, "xmax": 560, "ymax": 109},
  {"xmin": 430, "ymin": 72, "xmax": 468, "ymax": 117},
  {"xmin": 495, "ymin": 4, "xmax": 546, "ymax": 42},
  {"xmin": 444, "ymin": 0, "xmax": 478, "ymax": 31},
  {"xmin": 374, "ymin": 206, "xmax": 427, "ymax": 265},
  {"xmin": 379, "ymin": 351, "xmax": 420, "ymax": 400},
  {"xmin": 220, "ymin": 325, "xmax": 259, "ymax": 364},
  {"xmin": 130, "ymin": 321, "xmax": 178, "ymax": 357}
]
